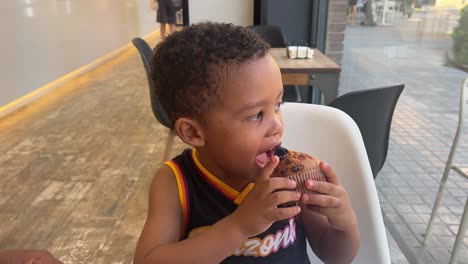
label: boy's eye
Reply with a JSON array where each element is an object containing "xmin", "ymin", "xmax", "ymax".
[
  {"xmin": 249, "ymin": 111, "xmax": 264, "ymax": 121},
  {"xmin": 274, "ymin": 102, "xmax": 283, "ymax": 112}
]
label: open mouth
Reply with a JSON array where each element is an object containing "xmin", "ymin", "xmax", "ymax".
[{"xmin": 255, "ymin": 144, "xmax": 281, "ymax": 168}]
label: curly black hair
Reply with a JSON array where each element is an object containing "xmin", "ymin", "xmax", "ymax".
[{"xmin": 151, "ymin": 22, "xmax": 270, "ymax": 126}]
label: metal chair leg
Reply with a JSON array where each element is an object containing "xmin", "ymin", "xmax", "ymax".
[
  {"xmin": 424, "ymin": 124, "xmax": 461, "ymax": 244},
  {"xmin": 449, "ymin": 198, "xmax": 468, "ymax": 264},
  {"xmin": 423, "ymin": 162, "xmax": 452, "ymax": 244},
  {"xmin": 163, "ymin": 129, "xmax": 175, "ymax": 162}
]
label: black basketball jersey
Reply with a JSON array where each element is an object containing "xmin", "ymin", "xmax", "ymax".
[{"xmin": 165, "ymin": 147, "xmax": 311, "ymax": 264}]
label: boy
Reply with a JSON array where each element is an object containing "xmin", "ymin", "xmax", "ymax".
[{"xmin": 134, "ymin": 22, "xmax": 360, "ymax": 264}]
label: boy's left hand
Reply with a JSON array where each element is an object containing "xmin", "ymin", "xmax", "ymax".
[{"xmin": 300, "ymin": 161, "xmax": 357, "ymax": 231}]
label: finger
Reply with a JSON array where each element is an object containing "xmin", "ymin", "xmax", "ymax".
[
  {"xmin": 304, "ymin": 204, "xmax": 324, "ymax": 214},
  {"xmin": 266, "ymin": 177, "xmax": 297, "ymax": 193},
  {"xmin": 301, "ymin": 193, "xmax": 341, "ymax": 208},
  {"xmin": 268, "ymin": 190, "xmax": 301, "ymax": 206},
  {"xmin": 273, "ymin": 205, "xmax": 301, "ymax": 221},
  {"xmin": 305, "ymin": 180, "xmax": 342, "ymax": 197},
  {"xmin": 320, "ymin": 161, "xmax": 340, "ymax": 185},
  {"xmin": 256, "ymin": 155, "xmax": 280, "ymax": 183}
]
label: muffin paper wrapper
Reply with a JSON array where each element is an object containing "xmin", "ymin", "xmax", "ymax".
[{"xmin": 286, "ymin": 168, "xmax": 326, "ymax": 194}]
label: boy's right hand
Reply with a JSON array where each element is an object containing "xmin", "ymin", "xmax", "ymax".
[{"xmin": 231, "ymin": 155, "xmax": 301, "ymax": 238}]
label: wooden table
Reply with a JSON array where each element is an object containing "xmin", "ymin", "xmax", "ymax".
[{"xmin": 269, "ymin": 48, "xmax": 341, "ymax": 105}]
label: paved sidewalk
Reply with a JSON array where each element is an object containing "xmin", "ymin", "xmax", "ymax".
[{"xmin": 340, "ymin": 17, "xmax": 467, "ymax": 263}]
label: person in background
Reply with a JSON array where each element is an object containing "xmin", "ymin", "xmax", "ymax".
[
  {"xmin": 348, "ymin": 0, "xmax": 358, "ymax": 25},
  {"xmin": 152, "ymin": 0, "xmax": 176, "ymax": 41},
  {"xmin": 403, "ymin": 0, "xmax": 415, "ymax": 18}
]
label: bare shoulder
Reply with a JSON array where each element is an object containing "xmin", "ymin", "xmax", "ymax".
[
  {"xmin": 134, "ymin": 164, "xmax": 182, "ymax": 263},
  {"xmin": 148, "ymin": 164, "xmax": 181, "ymax": 210}
]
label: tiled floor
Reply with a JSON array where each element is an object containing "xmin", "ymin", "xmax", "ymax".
[
  {"xmin": 341, "ymin": 15, "xmax": 468, "ymax": 263},
  {"xmin": 0, "ymin": 34, "xmax": 190, "ymax": 263}
]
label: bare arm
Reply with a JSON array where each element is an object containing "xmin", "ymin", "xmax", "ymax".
[
  {"xmin": 133, "ymin": 165, "xmax": 249, "ymax": 264},
  {"xmin": 300, "ymin": 207, "xmax": 360, "ymax": 264},
  {"xmin": 299, "ymin": 162, "xmax": 360, "ymax": 264}
]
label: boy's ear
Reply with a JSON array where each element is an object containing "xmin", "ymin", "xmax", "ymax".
[{"xmin": 174, "ymin": 118, "xmax": 206, "ymax": 147}]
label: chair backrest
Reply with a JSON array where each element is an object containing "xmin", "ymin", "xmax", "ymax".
[
  {"xmin": 131, "ymin": 37, "xmax": 173, "ymax": 129},
  {"xmin": 281, "ymin": 103, "xmax": 391, "ymax": 264},
  {"xmin": 451, "ymin": 77, "xmax": 468, "ymax": 150},
  {"xmin": 327, "ymin": 84, "xmax": 404, "ymax": 178},
  {"xmin": 247, "ymin": 25, "xmax": 287, "ymax": 48}
]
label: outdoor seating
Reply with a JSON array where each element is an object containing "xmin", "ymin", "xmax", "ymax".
[{"xmin": 423, "ymin": 77, "xmax": 468, "ymax": 264}]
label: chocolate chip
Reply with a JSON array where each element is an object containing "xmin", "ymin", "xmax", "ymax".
[{"xmin": 291, "ymin": 164, "xmax": 301, "ymax": 172}]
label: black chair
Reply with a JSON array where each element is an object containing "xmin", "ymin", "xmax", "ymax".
[
  {"xmin": 247, "ymin": 25, "xmax": 288, "ymax": 48},
  {"xmin": 247, "ymin": 25, "xmax": 302, "ymax": 103},
  {"xmin": 132, "ymin": 37, "xmax": 175, "ymax": 162},
  {"xmin": 327, "ymin": 84, "xmax": 404, "ymax": 178}
]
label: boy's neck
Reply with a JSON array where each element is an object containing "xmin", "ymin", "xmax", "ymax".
[{"xmin": 194, "ymin": 148, "xmax": 251, "ymax": 192}]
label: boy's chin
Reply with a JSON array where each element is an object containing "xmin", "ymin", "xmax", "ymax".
[
  {"xmin": 249, "ymin": 167, "xmax": 264, "ymax": 182},
  {"xmin": 234, "ymin": 163, "xmax": 264, "ymax": 183},
  {"xmin": 235, "ymin": 167, "xmax": 258, "ymax": 183}
]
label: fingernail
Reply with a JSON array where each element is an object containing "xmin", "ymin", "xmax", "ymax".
[
  {"xmin": 296, "ymin": 192, "xmax": 301, "ymax": 198},
  {"xmin": 302, "ymin": 195, "xmax": 309, "ymax": 202},
  {"xmin": 307, "ymin": 180, "xmax": 314, "ymax": 187},
  {"xmin": 322, "ymin": 161, "xmax": 329, "ymax": 168},
  {"xmin": 289, "ymin": 180, "xmax": 297, "ymax": 187}
]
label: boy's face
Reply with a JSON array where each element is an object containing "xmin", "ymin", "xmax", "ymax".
[{"xmin": 198, "ymin": 55, "xmax": 284, "ymax": 183}]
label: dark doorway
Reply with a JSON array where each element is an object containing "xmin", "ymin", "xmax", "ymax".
[
  {"xmin": 253, "ymin": 0, "xmax": 328, "ymax": 51},
  {"xmin": 181, "ymin": 0, "xmax": 189, "ymax": 26}
]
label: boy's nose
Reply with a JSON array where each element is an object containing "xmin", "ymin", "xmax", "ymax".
[{"xmin": 269, "ymin": 113, "xmax": 283, "ymax": 136}]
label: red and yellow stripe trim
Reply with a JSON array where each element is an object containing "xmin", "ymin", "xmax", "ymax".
[
  {"xmin": 191, "ymin": 148, "xmax": 255, "ymax": 205},
  {"xmin": 165, "ymin": 160, "xmax": 190, "ymax": 239}
]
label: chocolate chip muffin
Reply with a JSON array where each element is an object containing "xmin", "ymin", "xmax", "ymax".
[{"xmin": 272, "ymin": 150, "xmax": 326, "ymax": 194}]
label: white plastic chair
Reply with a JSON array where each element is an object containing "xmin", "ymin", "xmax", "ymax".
[
  {"xmin": 281, "ymin": 103, "xmax": 391, "ymax": 264},
  {"xmin": 423, "ymin": 77, "xmax": 468, "ymax": 264}
]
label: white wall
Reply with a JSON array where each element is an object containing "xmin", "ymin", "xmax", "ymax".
[
  {"xmin": 0, "ymin": 0, "xmax": 156, "ymax": 109},
  {"xmin": 188, "ymin": 0, "xmax": 253, "ymax": 26}
]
